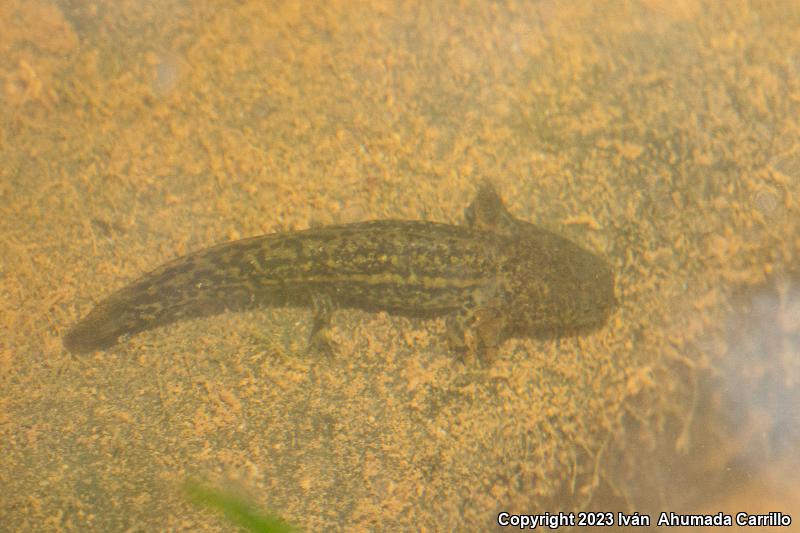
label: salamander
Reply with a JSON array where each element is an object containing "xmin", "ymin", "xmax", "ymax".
[{"xmin": 63, "ymin": 183, "xmax": 616, "ymax": 360}]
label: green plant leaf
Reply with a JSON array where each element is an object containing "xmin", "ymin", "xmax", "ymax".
[{"xmin": 184, "ymin": 480, "xmax": 296, "ymax": 533}]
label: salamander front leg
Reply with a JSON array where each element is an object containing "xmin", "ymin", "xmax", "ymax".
[
  {"xmin": 445, "ymin": 311, "xmax": 469, "ymax": 356},
  {"xmin": 308, "ymin": 292, "xmax": 337, "ymax": 357},
  {"xmin": 463, "ymin": 180, "xmax": 519, "ymax": 236},
  {"xmin": 445, "ymin": 304, "xmax": 507, "ymax": 365}
]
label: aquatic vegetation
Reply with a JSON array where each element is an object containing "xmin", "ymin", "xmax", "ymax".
[{"xmin": 184, "ymin": 480, "xmax": 295, "ymax": 533}]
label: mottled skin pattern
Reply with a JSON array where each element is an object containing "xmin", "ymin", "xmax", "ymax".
[{"xmin": 64, "ymin": 184, "xmax": 616, "ymax": 361}]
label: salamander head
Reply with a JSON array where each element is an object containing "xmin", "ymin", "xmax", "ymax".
[
  {"xmin": 506, "ymin": 227, "xmax": 616, "ymax": 339},
  {"xmin": 465, "ymin": 181, "xmax": 616, "ymax": 338}
]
